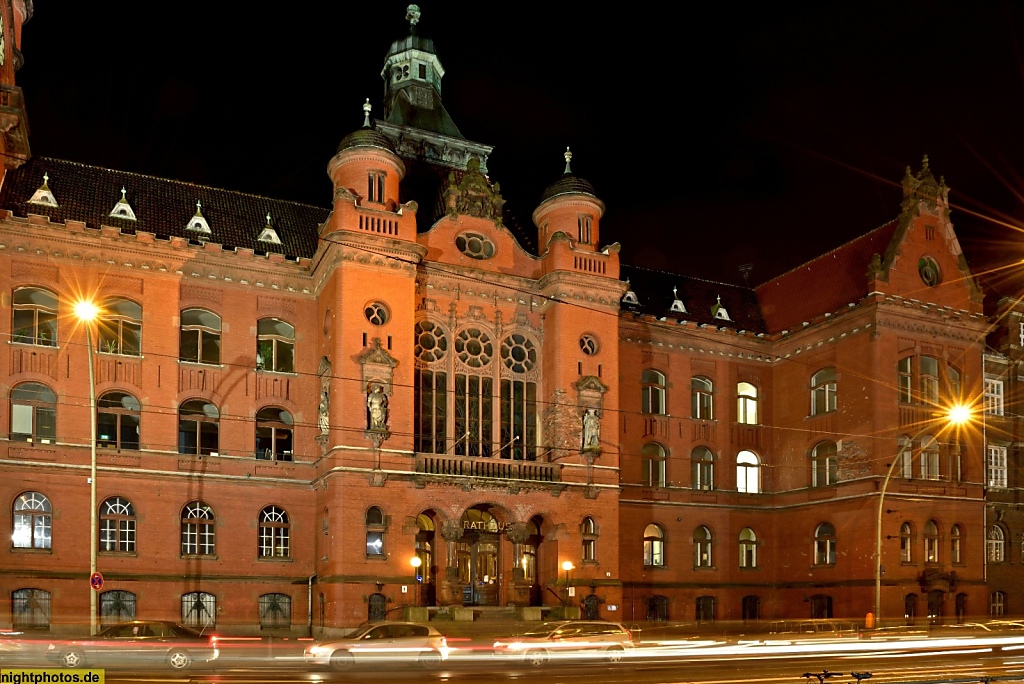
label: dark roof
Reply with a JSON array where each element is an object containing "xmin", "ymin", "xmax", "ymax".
[
  {"xmin": 540, "ymin": 173, "xmax": 598, "ymax": 203},
  {"xmin": 0, "ymin": 157, "xmax": 330, "ymax": 259},
  {"xmin": 384, "ymin": 92, "xmax": 464, "ymax": 139},
  {"xmin": 755, "ymin": 220, "xmax": 899, "ymax": 333},
  {"xmin": 620, "ymin": 264, "xmax": 767, "ymax": 333},
  {"xmin": 337, "ymin": 127, "xmax": 397, "ymax": 155}
]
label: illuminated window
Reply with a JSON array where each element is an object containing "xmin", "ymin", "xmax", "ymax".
[
  {"xmin": 988, "ymin": 524, "xmax": 1006, "ymax": 563},
  {"xmin": 814, "ymin": 523, "xmax": 836, "ymax": 566},
  {"xmin": 950, "ymin": 524, "xmax": 963, "ymax": 564},
  {"xmin": 642, "ymin": 370, "xmax": 666, "ymax": 415},
  {"xmin": 181, "ymin": 501, "xmax": 215, "ymax": 556},
  {"xmin": 10, "ymin": 383, "xmax": 56, "ymax": 444},
  {"xmin": 737, "ymin": 382, "xmax": 758, "ymax": 425},
  {"xmin": 810, "ymin": 368, "xmax": 837, "ymax": 415},
  {"xmin": 691, "ymin": 447, "xmax": 714, "ymax": 491},
  {"xmin": 642, "ymin": 443, "xmax": 667, "ymax": 488},
  {"xmin": 12, "ymin": 287, "xmax": 57, "ymax": 346},
  {"xmin": 988, "ymin": 445, "xmax": 1008, "ymax": 488},
  {"xmin": 900, "ymin": 522, "xmax": 913, "ymax": 563},
  {"xmin": 643, "ymin": 524, "xmax": 664, "ymax": 567},
  {"xmin": 924, "ymin": 520, "xmax": 939, "ymax": 564},
  {"xmin": 693, "ymin": 526, "xmax": 713, "ymax": 568},
  {"xmin": 736, "ymin": 451, "xmax": 759, "ymax": 493},
  {"xmin": 582, "ymin": 517, "xmax": 597, "ymax": 562},
  {"xmin": 12, "ymin": 491, "xmax": 51, "ymax": 549},
  {"xmin": 99, "ymin": 497, "xmax": 135, "ymax": 553},
  {"xmin": 991, "ymin": 591, "xmax": 1007, "ymax": 618},
  {"xmin": 739, "ymin": 527, "xmax": 757, "ymax": 569},
  {"xmin": 691, "ymin": 376, "xmax": 713, "ymax": 419},
  {"xmin": 257, "ymin": 318, "xmax": 295, "ymax": 373},
  {"xmin": 258, "ymin": 506, "xmax": 290, "ymax": 558},
  {"xmin": 366, "ymin": 506, "xmax": 386, "ymax": 557},
  {"xmin": 985, "ymin": 377, "xmax": 1004, "ymax": 416},
  {"xmin": 180, "ymin": 309, "xmax": 221, "ymax": 364}
]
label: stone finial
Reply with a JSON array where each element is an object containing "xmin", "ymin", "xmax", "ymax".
[
  {"xmin": 564, "ymin": 147, "xmax": 573, "ymax": 174},
  {"xmin": 120, "ymin": 186, "xmax": 126, "ymax": 200},
  {"xmin": 673, "ymin": 287, "xmax": 678, "ymax": 298},
  {"xmin": 362, "ymin": 99, "xmax": 372, "ymax": 128},
  {"xmin": 42, "ymin": 172, "xmax": 49, "ymax": 187},
  {"xmin": 195, "ymin": 199, "xmax": 203, "ymax": 214},
  {"xmin": 406, "ymin": 4, "xmax": 421, "ymax": 28}
]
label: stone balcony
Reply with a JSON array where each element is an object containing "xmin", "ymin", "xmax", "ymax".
[{"xmin": 415, "ymin": 453, "xmax": 561, "ymax": 485}]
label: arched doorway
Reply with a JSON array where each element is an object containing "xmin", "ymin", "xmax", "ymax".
[
  {"xmin": 457, "ymin": 508, "xmax": 503, "ymax": 606},
  {"xmin": 416, "ymin": 511, "xmax": 437, "ymax": 606}
]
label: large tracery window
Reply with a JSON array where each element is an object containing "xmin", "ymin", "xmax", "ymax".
[
  {"xmin": 457, "ymin": 328, "xmax": 494, "ymax": 457},
  {"xmin": 500, "ymin": 333, "xmax": 537, "ymax": 460},
  {"xmin": 415, "ymin": 321, "xmax": 449, "ymax": 454}
]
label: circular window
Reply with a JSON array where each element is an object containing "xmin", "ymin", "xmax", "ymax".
[
  {"xmin": 455, "ymin": 328, "xmax": 492, "ymax": 368},
  {"xmin": 455, "ymin": 232, "xmax": 496, "ymax": 260},
  {"xmin": 501, "ymin": 333, "xmax": 537, "ymax": 373},
  {"xmin": 415, "ymin": 321, "xmax": 448, "ymax": 362},
  {"xmin": 579, "ymin": 334, "xmax": 598, "ymax": 356},
  {"xmin": 364, "ymin": 302, "xmax": 390, "ymax": 326},
  {"xmin": 918, "ymin": 256, "xmax": 941, "ymax": 287}
]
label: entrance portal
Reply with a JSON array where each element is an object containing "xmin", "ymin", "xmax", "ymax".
[{"xmin": 457, "ymin": 509, "xmax": 502, "ymax": 606}]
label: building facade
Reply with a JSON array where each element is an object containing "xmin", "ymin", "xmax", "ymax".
[{"xmin": 0, "ymin": 4, "xmax": 1013, "ymax": 634}]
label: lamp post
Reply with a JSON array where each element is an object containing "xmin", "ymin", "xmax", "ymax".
[
  {"xmin": 561, "ymin": 561, "xmax": 574, "ymax": 607},
  {"xmin": 410, "ymin": 556, "xmax": 423, "ymax": 608},
  {"xmin": 873, "ymin": 404, "xmax": 971, "ymax": 627},
  {"xmin": 74, "ymin": 300, "xmax": 99, "ymax": 635}
]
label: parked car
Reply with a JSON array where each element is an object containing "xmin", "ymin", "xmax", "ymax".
[
  {"xmin": 47, "ymin": 621, "xmax": 218, "ymax": 670},
  {"xmin": 492, "ymin": 620, "xmax": 634, "ymax": 666},
  {"xmin": 304, "ymin": 622, "xmax": 450, "ymax": 669}
]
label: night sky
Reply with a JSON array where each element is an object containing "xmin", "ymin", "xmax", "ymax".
[{"xmin": 14, "ymin": 2, "xmax": 1024, "ymax": 297}]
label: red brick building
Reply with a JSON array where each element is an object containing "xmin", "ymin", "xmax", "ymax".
[{"xmin": 0, "ymin": 4, "xmax": 1008, "ymax": 635}]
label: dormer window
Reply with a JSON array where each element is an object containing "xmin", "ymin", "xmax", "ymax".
[
  {"xmin": 711, "ymin": 295, "xmax": 731, "ymax": 321},
  {"xmin": 578, "ymin": 215, "xmax": 592, "ymax": 244},
  {"xmin": 622, "ymin": 280, "xmax": 639, "ymax": 306},
  {"xmin": 368, "ymin": 172, "xmax": 386, "ymax": 204},
  {"xmin": 670, "ymin": 287, "xmax": 687, "ymax": 314},
  {"xmin": 28, "ymin": 173, "xmax": 59, "ymax": 208}
]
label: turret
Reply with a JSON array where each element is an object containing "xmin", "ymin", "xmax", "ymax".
[
  {"xmin": 533, "ymin": 148, "xmax": 605, "ymax": 252},
  {"xmin": 327, "ymin": 100, "xmax": 406, "ymax": 211}
]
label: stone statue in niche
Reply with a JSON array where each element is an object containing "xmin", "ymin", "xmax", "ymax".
[
  {"xmin": 367, "ymin": 385, "xmax": 389, "ymax": 430},
  {"xmin": 582, "ymin": 407, "xmax": 601, "ymax": 451},
  {"xmin": 318, "ymin": 387, "xmax": 330, "ymax": 435}
]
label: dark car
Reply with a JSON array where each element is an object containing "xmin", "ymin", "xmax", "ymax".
[
  {"xmin": 493, "ymin": 620, "xmax": 634, "ymax": 666},
  {"xmin": 47, "ymin": 620, "xmax": 218, "ymax": 670}
]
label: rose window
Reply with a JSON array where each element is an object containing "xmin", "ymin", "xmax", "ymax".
[
  {"xmin": 415, "ymin": 321, "xmax": 448, "ymax": 363},
  {"xmin": 501, "ymin": 333, "xmax": 537, "ymax": 373},
  {"xmin": 455, "ymin": 328, "xmax": 492, "ymax": 368}
]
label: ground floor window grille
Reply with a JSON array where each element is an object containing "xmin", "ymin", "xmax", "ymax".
[
  {"xmin": 182, "ymin": 591, "xmax": 216, "ymax": 629},
  {"xmin": 12, "ymin": 588, "xmax": 50, "ymax": 630},
  {"xmin": 259, "ymin": 593, "xmax": 291, "ymax": 629},
  {"xmin": 100, "ymin": 590, "xmax": 136, "ymax": 627}
]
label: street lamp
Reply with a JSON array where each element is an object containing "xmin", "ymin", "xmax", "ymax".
[
  {"xmin": 410, "ymin": 556, "xmax": 423, "ymax": 607},
  {"xmin": 873, "ymin": 404, "xmax": 972, "ymax": 627},
  {"xmin": 561, "ymin": 561, "xmax": 574, "ymax": 606},
  {"xmin": 74, "ymin": 300, "xmax": 99, "ymax": 635}
]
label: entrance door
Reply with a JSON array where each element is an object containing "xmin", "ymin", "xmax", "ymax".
[{"xmin": 456, "ymin": 533, "xmax": 500, "ymax": 606}]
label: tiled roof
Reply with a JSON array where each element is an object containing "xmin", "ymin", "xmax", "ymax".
[
  {"xmin": 620, "ymin": 264, "xmax": 767, "ymax": 333},
  {"xmin": 755, "ymin": 220, "xmax": 899, "ymax": 333},
  {"xmin": 0, "ymin": 157, "xmax": 330, "ymax": 259}
]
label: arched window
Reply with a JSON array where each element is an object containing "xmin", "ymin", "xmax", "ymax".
[
  {"xmin": 99, "ymin": 496, "xmax": 135, "ymax": 553},
  {"xmin": 97, "ymin": 392, "xmax": 140, "ymax": 450},
  {"xmin": 178, "ymin": 400, "xmax": 219, "ymax": 456},
  {"xmin": 100, "ymin": 590, "xmax": 136, "ymax": 627},
  {"xmin": 695, "ymin": 595, "xmax": 716, "ymax": 623},
  {"xmin": 737, "ymin": 451, "xmax": 759, "ymax": 493},
  {"xmin": 643, "ymin": 524, "xmax": 664, "ymax": 567},
  {"xmin": 180, "ymin": 309, "xmax": 221, "ymax": 364},
  {"xmin": 582, "ymin": 517, "xmax": 597, "ymax": 562},
  {"xmin": 692, "ymin": 446, "xmax": 714, "ymax": 491},
  {"xmin": 898, "ymin": 357, "xmax": 912, "ymax": 403},
  {"xmin": 454, "ymin": 326, "xmax": 496, "ymax": 457},
  {"xmin": 900, "ymin": 522, "xmax": 913, "ymax": 563},
  {"xmin": 691, "ymin": 376, "xmax": 713, "ymax": 419},
  {"xmin": 97, "ymin": 297, "xmax": 142, "ymax": 355},
  {"xmin": 181, "ymin": 501, "xmax": 215, "ymax": 556},
  {"xmin": 920, "ymin": 435, "xmax": 939, "ymax": 480},
  {"xmin": 255, "ymin": 407, "xmax": 293, "ymax": 461},
  {"xmin": 10, "ymin": 382, "xmax": 56, "ymax": 444},
  {"xmin": 814, "ymin": 522, "xmax": 836, "ymax": 566},
  {"xmin": 12, "ymin": 492, "xmax": 51, "ymax": 549},
  {"xmin": 258, "ymin": 506, "xmax": 289, "ymax": 558},
  {"xmin": 12, "ymin": 588, "xmax": 51, "ymax": 629},
  {"xmin": 811, "ymin": 367, "xmax": 837, "ymax": 415},
  {"xmin": 811, "ymin": 441, "xmax": 837, "ymax": 487},
  {"xmin": 898, "ymin": 435, "xmax": 913, "ymax": 478},
  {"xmin": 991, "ymin": 591, "xmax": 1007, "ymax": 618},
  {"xmin": 951, "ymin": 524, "xmax": 963, "ymax": 564},
  {"xmin": 499, "ymin": 332, "xmax": 539, "ymax": 460},
  {"xmin": 642, "ymin": 370, "xmax": 666, "ymax": 415},
  {"xmin": 642, "ymin": 443, "xmax": 667, "ymax": 488},
  {"xmin": 12, "ymin": 287, "xmax": 57, "ymax": 346},
  {"xmin": 737, "ymin": 382, "xmax": 758, "ymax": 425},
  {"xmin": 920, "ymin": 356, "xmax": 939, "ymax": 404},
  {"xmin": 257, "ymin": 318, "xmax": 295, "ymax": 373},
  {"xmin": 259, "ymin": 593, "xmax": 291, "ymax": 630},
  {"xmin": 693, "ymin": 525, "xmax": 713, "ymax": 568},
  {"xmin": 988, "ymin": 524, "xmax": 1006, "ymax": 563},
  {"xmin": 739, "ymin": 527, "xmax": 757, "ymax": 568},
  {"xmin": 181, "ymin": 591, "xmax": 216, "ymax": 629},
  {"xmin": 414, "ymin": 320, "xmax": 451, "ymax": 455},
  {"xmin": 365, "ymin": 506, "xmax": 386, "ymax": 557},
  {"xmin": 924, "ymin": 520, "xmax": 939, "ymax": 563}
]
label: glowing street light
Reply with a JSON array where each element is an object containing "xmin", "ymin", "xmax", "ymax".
[
  {"xmin": 75, "ymin": 300, "xmax": 99, "ymax": 635},
  {"xmin": 874, "ymin": 403, "xmax": 973, "ymax": 626},
  {"xmin": 410, "ymin": 556, "xmax": 423, "ymax": 607},
  {"xmin": 562, "ymin": 560, "xmax": 574, "ymax": 606}
]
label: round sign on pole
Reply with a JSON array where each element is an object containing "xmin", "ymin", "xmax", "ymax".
[{"xmin": 90, "ymin": 572, "xmax": 104, "ymax": 591}]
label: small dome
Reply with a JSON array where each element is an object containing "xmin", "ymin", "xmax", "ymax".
[
  {"xmin": 540, "ymin": 173, "xmax": 597, "ymax": 202},
  {"xmin": 336, "ymin": 128, "xmax": 397, "ymax": 155}
]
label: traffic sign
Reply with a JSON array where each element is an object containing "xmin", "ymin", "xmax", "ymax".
[{"xmin": 89, "ymin": 572, "xmax": 104, "ymax": 591}]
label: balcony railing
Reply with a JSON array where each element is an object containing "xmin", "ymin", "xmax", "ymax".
[{"xmin": 416, "ymin": 454, "xmax": 560, "ymax": 483}]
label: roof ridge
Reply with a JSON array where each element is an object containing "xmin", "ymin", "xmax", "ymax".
[
  {"xmin": 621, "ymin": 262, "xmax": 753, "ymax": 291},
  {"xmin": 34, "ymin": 157, "xmax": 330, "ymax": 212},
  {"xmin": 756, "ymin": 218, "xmax": 899, "ymax": 288}
]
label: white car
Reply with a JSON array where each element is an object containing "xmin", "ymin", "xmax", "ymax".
[
  {"xmin": 493, "ymin": 620, "xmax": 634, "ymax": 666},
  {"xmin": 305, "ymin": 622, "xmax": 449, "ymax": 670}
]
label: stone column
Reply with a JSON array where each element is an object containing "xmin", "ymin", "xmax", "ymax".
[{"xmin": 440, "ymin": 519, "xmax": 464, "ymax": 605}]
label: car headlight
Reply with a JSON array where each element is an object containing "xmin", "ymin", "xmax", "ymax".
[{"xmin": 307, "ymin": 646, "xmax": 332, "ymax": 656}]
